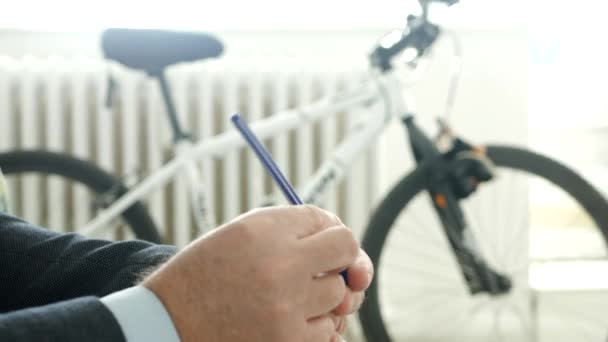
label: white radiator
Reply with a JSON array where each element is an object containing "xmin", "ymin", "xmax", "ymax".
[{"xmin": 0, "ymin": 55, "xmax": 379, "ymax": 245}]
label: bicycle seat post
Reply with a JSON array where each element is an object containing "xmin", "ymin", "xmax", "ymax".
[{"xmin": 157, "ymin": 72, "xmax": 190, "ymax": 142}]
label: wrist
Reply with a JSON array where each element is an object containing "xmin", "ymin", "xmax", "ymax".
[{"xmin": 142, "ymin": 269, "xmax": 201, "ymax": 342}]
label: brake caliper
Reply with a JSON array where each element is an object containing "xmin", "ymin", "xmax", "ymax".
[{"xmin": 443, "ymin": 138, "xmax": 495, "ymax": 199}]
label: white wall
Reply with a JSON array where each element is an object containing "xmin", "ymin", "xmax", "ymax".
[
  {"xmin": 0, "ymin": 27, "xmax": 528, "ymax": 198},
  {"xmin": 0, "ymin": 0, "xmax": 527, "ymax": 31}
]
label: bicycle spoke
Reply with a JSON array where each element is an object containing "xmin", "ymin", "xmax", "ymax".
[
  {"xmin": 384, "ymin": 286, "xmax": 467, "ymax": 294},
  {"xmin": 386, "ymin": 231, "xmax": 452, "ymax": 262},
  {"xmin": 419, "ymin": 299, "xmax": 471, "ymax": 338},
  {"xmin": 496, "ymin": 171, "xmax": 524, "ymax": 271},
  {"xmin": 491, "ymin": 306, "xmax": 503, "ymax": 342},
  {"xmin": 381, "ymin": 289, "xmax": 466, "ymax": 310},
  {"xmin": 499, "ymin": 170, "xmax": 529, "ymax": 268},
  {"xmin": 390, "ymin": 224, "xmax": 448, "ymax": 255},
  {"xmin": 470, "ymin": 183, "xmax": 503, "ymax": 270},
  {"xmin": 492, "ymin": 174, "xmax": 508, "ymax": 273},
  {"xmin": 383, "ymin": 260, "xmax": 460, "ymax": 284},
  {"xmin": 502, "ymin": 204, "xmax": 531, "ymax": 273},
  {"xmin": 383, "ymin": 252, "xmax": 456, "ymax": 279},
  {"xmin": 385, "ymin": 294, "xmax": 467, "ymax": 332}
]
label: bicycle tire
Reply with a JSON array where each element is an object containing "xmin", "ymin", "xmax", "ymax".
[
  {"xmin": 0, "ymin": 150, "xmax": 162, "ymax": 243},
  {"xmin": 359, "ymin": 144, "xmax": 608, "ymax": 341}
]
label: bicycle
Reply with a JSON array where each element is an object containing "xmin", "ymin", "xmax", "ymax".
[{"xmin": 1, "ymin": 0, "xmax": 608, "ymax": 340}]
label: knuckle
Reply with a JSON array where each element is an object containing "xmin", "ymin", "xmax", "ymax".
[
  {"xmin": 322, "ymin": 318, "xmax": 337, "ymax": 340},
  {"xmin": 337, "ymin": 227, "xmax": 359, "ymax": 259},
  {"xmin": 301, "ymin": 204, "xmax": 321, "ymax": 214},
  {"xmin": 303, "ymin": 205, "xmax": 342, "ymax": 229},
  {"xmin": 330, "ymin": 314, "xmax": 340, "ymax": 327},
  {"xmin": 309, "ymin": 317, "xmax": 334, "ymax": 342},
  {"xmin": 301, "ymin": 204, "xmax": 326, "ymax": 227},
  {"xmin": 318, "ymin": 207, "xmax": 342, "ymax": 226},
  {"xmin": 352, "ymin": 292, "xmax": 365, "ymax": 311},
  {"xmin": 337, "ymin": 318, "xmax": 347, "ymax": 333},
  {"xmin": 329, "ymin": 277, "xmax": 347, "ymax": 306},
  {"xmin": 327, "ymin": 211, "xmax": 343, "ymax": 226}
]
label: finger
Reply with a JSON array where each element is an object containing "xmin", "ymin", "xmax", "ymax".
[
  {"xmin": 330, "ymin": 314, "xmax": 341, "ymax": 330},
  {"xmin": 332, "ymin": 290, "xmax": 353, "ymax": 315},
  {"xmin": 293, "ymin": 205, "xmax": 343, "ymax": 239},
  {"xmin": 300, "ymin": 225, "xmax": 359, "ymax": 274},
  {"xmin": 306, "ymin": 315, "xmax": 335, "ymax": 342},
  {"xmin": 328, "ymin": 315, "xmax": 346, "ymax": 334},
  {"xmin": 305, "ymin": 273, "xmax": 346, "ymax": 317},
  {"xmin": 345, "ymin": 249, "xmax": 374, "ymax": 292},
  {"xmin": 332, "ymin": 290, "xmax": 365, "ymax": 315},
  {"xmin": 335, "ymin": 316, "xmax": 347, "ymax": 334}
]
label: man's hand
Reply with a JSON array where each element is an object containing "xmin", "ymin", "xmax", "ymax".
[
  {"xmin": 143, "ymin": 205, "xmax": 362, "ymax": 342},
  {"xmin": 331, "ymin": 250, "xmax": 374, "ymax": 334}
]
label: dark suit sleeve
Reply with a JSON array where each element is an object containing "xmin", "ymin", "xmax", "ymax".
[{"xmin": 0, "ymin": 212, "xmax": 178, "ymax": 341}]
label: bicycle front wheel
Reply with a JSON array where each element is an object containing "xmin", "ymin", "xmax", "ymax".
[
  {"xmin": 360, "ymin": 145, "xmax": 608, "ymax": 342},
  {"xmin": 0, "ymin": 150, "xmax": 162, "ymax": 243}
]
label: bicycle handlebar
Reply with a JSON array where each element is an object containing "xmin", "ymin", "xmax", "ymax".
[
  {"xmin": 370, "ymin": 17, "xmax": 441, "ymax": 72},
  {"xmin": 370, "ymin": 0, "xmax": 461, "ymax": 72}
]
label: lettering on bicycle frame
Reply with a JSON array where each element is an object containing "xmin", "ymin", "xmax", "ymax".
[{"xmin": 303, "ymin": 164, "xmax": 341, "ymax": 205}]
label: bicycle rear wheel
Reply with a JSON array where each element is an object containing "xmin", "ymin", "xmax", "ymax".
[
  {"xmin": 0, "ymin": 150, "xmax": 162, "ymax": 243},
  {"xmin": 360, "ymin": 145, "xmax": 608, "ymax": 342}
]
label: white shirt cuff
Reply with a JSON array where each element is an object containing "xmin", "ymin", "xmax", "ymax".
[{"xmin": 101, "ymin": 286, "xmax": 181, "ymax": 342}]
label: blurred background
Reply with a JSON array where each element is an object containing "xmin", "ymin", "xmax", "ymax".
[{"xmin": 1, "ymin": 0, "xmax": 607, "ymax": 341}]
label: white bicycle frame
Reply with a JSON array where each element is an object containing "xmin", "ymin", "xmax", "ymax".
[{"xmin": 80, "ymin": 70, "xmax": 413, "ymax": 242}]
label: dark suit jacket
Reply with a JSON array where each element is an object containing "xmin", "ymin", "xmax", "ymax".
[{"xmin": 0, "ymin": 213, "xmax": 178, "ymax": 341}]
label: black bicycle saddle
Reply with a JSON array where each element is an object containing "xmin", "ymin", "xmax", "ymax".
[{"xmin": 102, "ymin": 28, "xmax": 224, "ymax": 77}]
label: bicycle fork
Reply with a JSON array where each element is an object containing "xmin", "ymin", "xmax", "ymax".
[
  {"xmin": 426, "ymin": 177, "xmax": 512, "ymax": 295},
  {"xmin": 402, "ymin": 115, "xmax": 512, "ymax": 296}
]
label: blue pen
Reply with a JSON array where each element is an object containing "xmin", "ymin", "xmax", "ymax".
[{"xmin": 231, "ymin": 114, "xmax": 348, "ymax": 283}]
